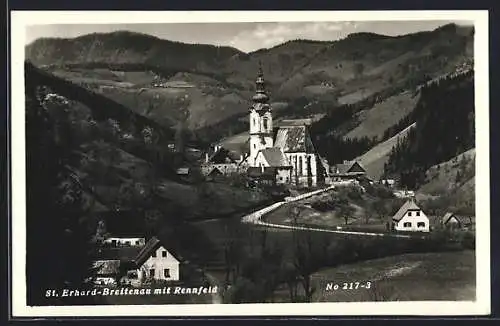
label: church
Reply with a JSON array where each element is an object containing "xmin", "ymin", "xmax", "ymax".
[
  {"xmin": 245, "ymin": 66, "xmax": 329, "ymax": 188},
  {"xmin": 201, "ymin": 65, "xmax": 329, "ymax": 188}
]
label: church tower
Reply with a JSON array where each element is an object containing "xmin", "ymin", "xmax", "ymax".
[{"xmin": 249, "ymin": 63, "xmax": 273, "ymax": 166}]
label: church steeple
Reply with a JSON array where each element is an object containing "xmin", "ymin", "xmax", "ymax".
[
  {"xmin": 252, "ymin": 61, "xmax": 270, "ymax": 105},
  {"xmin": 248, "ymin": 62, "xmax": 274, "ymax": 166}
]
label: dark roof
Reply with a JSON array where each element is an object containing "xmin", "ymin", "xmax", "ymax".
[
  {"xmin": 392, "ymin": 199, "xmax": 422, "ymax": 222},
  {"xmin": 274, "ymin": 126, "xmax": 315, "ymax": 153},
  {"xmin": 335, "ymin": 161, "xmax": 366, "ymax": 174},
  {"xmin": 260, "ymin": 147, "xmax": 290, "ymax": 166},
  {"xmin": 134, "ymin": 236, "xmax": 162, "ymax": 266},
  {"xmin": 208, "ymin": 147, "xmax": 238, "ymax": 164},
  {"xmin": 442, "ymin": 213, "xmax": 472, "ymax": 225},
  {"xmin": 208, "ymin": 167, "xmax": 223, "ymax": 176}
]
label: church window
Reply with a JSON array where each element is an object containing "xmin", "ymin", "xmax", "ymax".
[
  {"xmin": 263, "ymin": 118, "xmax": 269, "ymax": 131},
  {"xmin": 298, "ymin": 157, "xmax": 303, "ymax": 175}
]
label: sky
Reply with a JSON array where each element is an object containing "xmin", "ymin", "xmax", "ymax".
[{"xmin": 25, "ymin": 20, "xmax": 471, "ymax": 53}]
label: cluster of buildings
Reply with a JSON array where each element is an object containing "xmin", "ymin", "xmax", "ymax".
[
  {"xmin": 388, "ymin": 198, "xmax": 474, "ymax": 233},
  {"xmin": 199, "ymin": 66, "xmax": 375, "ymax": 189},
  {"xmin": 91, "ymin": 222, "xmax": 181, "ymax": 286}
]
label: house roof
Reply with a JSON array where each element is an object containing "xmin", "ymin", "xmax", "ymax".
[
  {"xmin": 93, "ymin": 260, "xmax": 121, "ymax": 275},
  {"xmin": 208, "ymin": 147, "xmax": 239, "ymax": 164},
  {"xmin": 442, "ymin": 213, "xmax": 473, "ymax": 225},
  {"xmin": 134, "ymin": 236, "xmax": 162, "ymax": 267},
  {"xmin": 260, "ymin": 147, "xmax": 290, "ymax": 167},
  {"xmin": 335, "ymin": 161, "xmax": 366, "ymax": 174},
  {"xmin": 442, "ymin": 212, "xmax": 456, "ymax": 224},
  {"xmin": 274, "ymin": 126, "xmax": 315, "ymax": 153},
  {"xmin": 392, "ymin": 199, "xmax": 422, "ymax": 222}
]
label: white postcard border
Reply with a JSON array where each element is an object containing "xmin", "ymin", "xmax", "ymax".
[{"xmin": 10, "ymin": 10, "xmax": 490, "ymax": 317}]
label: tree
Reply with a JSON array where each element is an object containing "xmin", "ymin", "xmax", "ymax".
[
  {"xmin": 25, "ymin": 84, "xmax": 95, "ymax": 305},
  {"xmin": 338, "ymin": 203, "xmax": 355, "ymax": 225}
]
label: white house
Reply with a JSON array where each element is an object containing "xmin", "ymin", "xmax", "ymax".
[
  {"xmin": 103, "ymin": 237, "xmax": 146, "ymax": 247},
  {"xmin": 93, "ymin": 237, "xmax": 180, "ymax": 287},
  {"xmin": 391, "ymin": 199, "xmax": 430, "ymax": 232},
  {"xmin": 133, "ymin": 237, "xmax": 180, "ymax": 283}
]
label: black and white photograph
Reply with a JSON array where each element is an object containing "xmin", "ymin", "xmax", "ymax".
[{"xmin": 10, "ymin": 10, "xmax": 490, "ymax": 317}]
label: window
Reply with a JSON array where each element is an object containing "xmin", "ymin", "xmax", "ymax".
[
  {"xmin": 152, "ymin": 251, "xmax": 157, "ymax": 258},
  {"xmin": 417, "ymin": 222, "xmax": 425, "ymax": 228},
  {"xmin": 149, "ymin": 269, "xmax": 155, "ymax": 278},
  {"xmin": 164, "ymin": 269, "xmax": 170, "ymax": 278},
  {"xmin": 125, "ymin": 241, "xmax": 131, "ymax": 245},
  {"xmin": 162, "ymin": 251, "xmax": 167, "ymax": 257},
  {"xmin": 127, "ymin": 271, "xmax": 138, "ymax": 279},
  {"xmin": 408, "ymin": 212, "xmax": 412, "ymax": 217},
  {"xmin": 416, "ymin": 211, "xmax": 420, "ymax": 216},
  {"xmin": 135, "ymin": 240, "xmax": 140, "ymax": 245},
  {"xmin": 111, "ymin": 240, "xmax": 117, "ymax": 246},
  {"xmin": 403, "ymin": 222, "xmax": 412, "ymax": 227},
  {"xmin": 253, "ymin": 144, "xmax": 256, "ymax": 149}
]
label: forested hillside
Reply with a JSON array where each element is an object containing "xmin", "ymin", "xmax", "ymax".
[
  {"xmin": 383, "ymin": 70, "xmax": 475, "ymax": 188},
  {"xmin": 24, "ymin": 62, "xmax": 275, "ymax": 305},
  {"xmin": 26, "ymin": 24, "xmax": 473, "ymax": 133}
]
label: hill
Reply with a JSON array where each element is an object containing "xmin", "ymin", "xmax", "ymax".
[
  {"xmin": 417, "ymin": 149, "xmax": 475, "ymax": 216},
  {"xmin": 384, "ymin": 70, "xmax": 474, "ymax": 189},
  {"xmin": 24, "ymin": 62, "xmax": 275, "ymax": 304},
  {"xmin": 26, "ymin": 23, "xmax": 473, "ymax": 137},
  {"xmin": 356, "ymin": 123, "xmax": 416, "ymax": 180}
]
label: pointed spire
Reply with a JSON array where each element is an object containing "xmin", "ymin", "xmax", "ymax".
[{"xmin": 253, "ymin": 60, "xmax": 269, "ymax": 104}]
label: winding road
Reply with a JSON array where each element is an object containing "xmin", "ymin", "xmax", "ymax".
[{"xmin": 241, "ymin": 181, "xmax": 417, "ymax": 239}]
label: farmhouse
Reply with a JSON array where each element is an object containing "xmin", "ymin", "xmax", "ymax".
[
  {"xmin": 441, "ymin": 212, "xmax": 473, "ymax": 230},
  {"xmin": 93, "ymin": 236, "xmax": 181, "ymax": 286},
  {"xmin": 390, "ymin": 199, "xmax": 430, "ymax": 232},
  {"xmin": 332, "ymin": 160, "xmax": 366, "ymax": 181}
]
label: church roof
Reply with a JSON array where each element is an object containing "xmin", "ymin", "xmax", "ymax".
[
  {"xmin": 260, "ymin": 147, "xmax": 290, "ymax": 167},
  {"xmin": 274, "ymin": 126, "xmax": 316, "ymax": 153}
]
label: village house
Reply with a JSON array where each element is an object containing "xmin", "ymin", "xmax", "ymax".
[
  {"xmin": 331, "ymin": 160, "xmax": 367, "ymax": 181},
  {"xmin": 441, "ymin": 212, "xmax": 473, "ymax": 230},
  {"xmin": 389, "ymin": 199, "xmax": 430, "ymax": 233},
  {"xmin": 92, "ymin": 236, "xmax": 181, "ymax": 286}
]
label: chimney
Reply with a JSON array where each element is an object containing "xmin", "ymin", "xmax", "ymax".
[
  {"xmin": 205, "ymin": 153, "xmax": 209, "ymax": 163},
  {"xmin": 240, "ymin": 154, "xmax": 243, "ymax": 162}
]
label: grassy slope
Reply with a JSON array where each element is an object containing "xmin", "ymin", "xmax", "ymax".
[
  {"xmin": 344, "ymin": 91, "xmax": 420, "ymax": 140},
  {"xmin": 418, "ymin": 148, "xmax": 475, "ymax": 196},
  {"xmin": 310, "ymin": 250, "xmax": 475, "ymax": 302},
  {"xmin": 356, "ymin": 123, "xmax": 416, "ymax": 180},
  {"xmin": 29, "ymin": 24, "xmax": 473, "ymax": 132}
]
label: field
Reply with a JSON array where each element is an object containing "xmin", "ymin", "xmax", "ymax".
[
  {"xmin": 273, "ymin": 250, "xmax": 475, "ymax": 302},
  {"xmin": 344, "ymin": 91, "xmax": 420, "ymax": 140}
]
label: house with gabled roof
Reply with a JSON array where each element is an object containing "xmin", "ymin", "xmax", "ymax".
[
  {"xmin": 390, "ymin": 199, "xmax": 430, "ymax": 232},
  {"xmin": 332, "ymin": 160, "xmax": 366, "ymax": 180},
  {"xmin": 441, "ymin": 212, "xmax": 473, "ymax": 230},
  {"xmin": 92, "ymin": 236, "xmax": 180, "ymax": 286}
]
